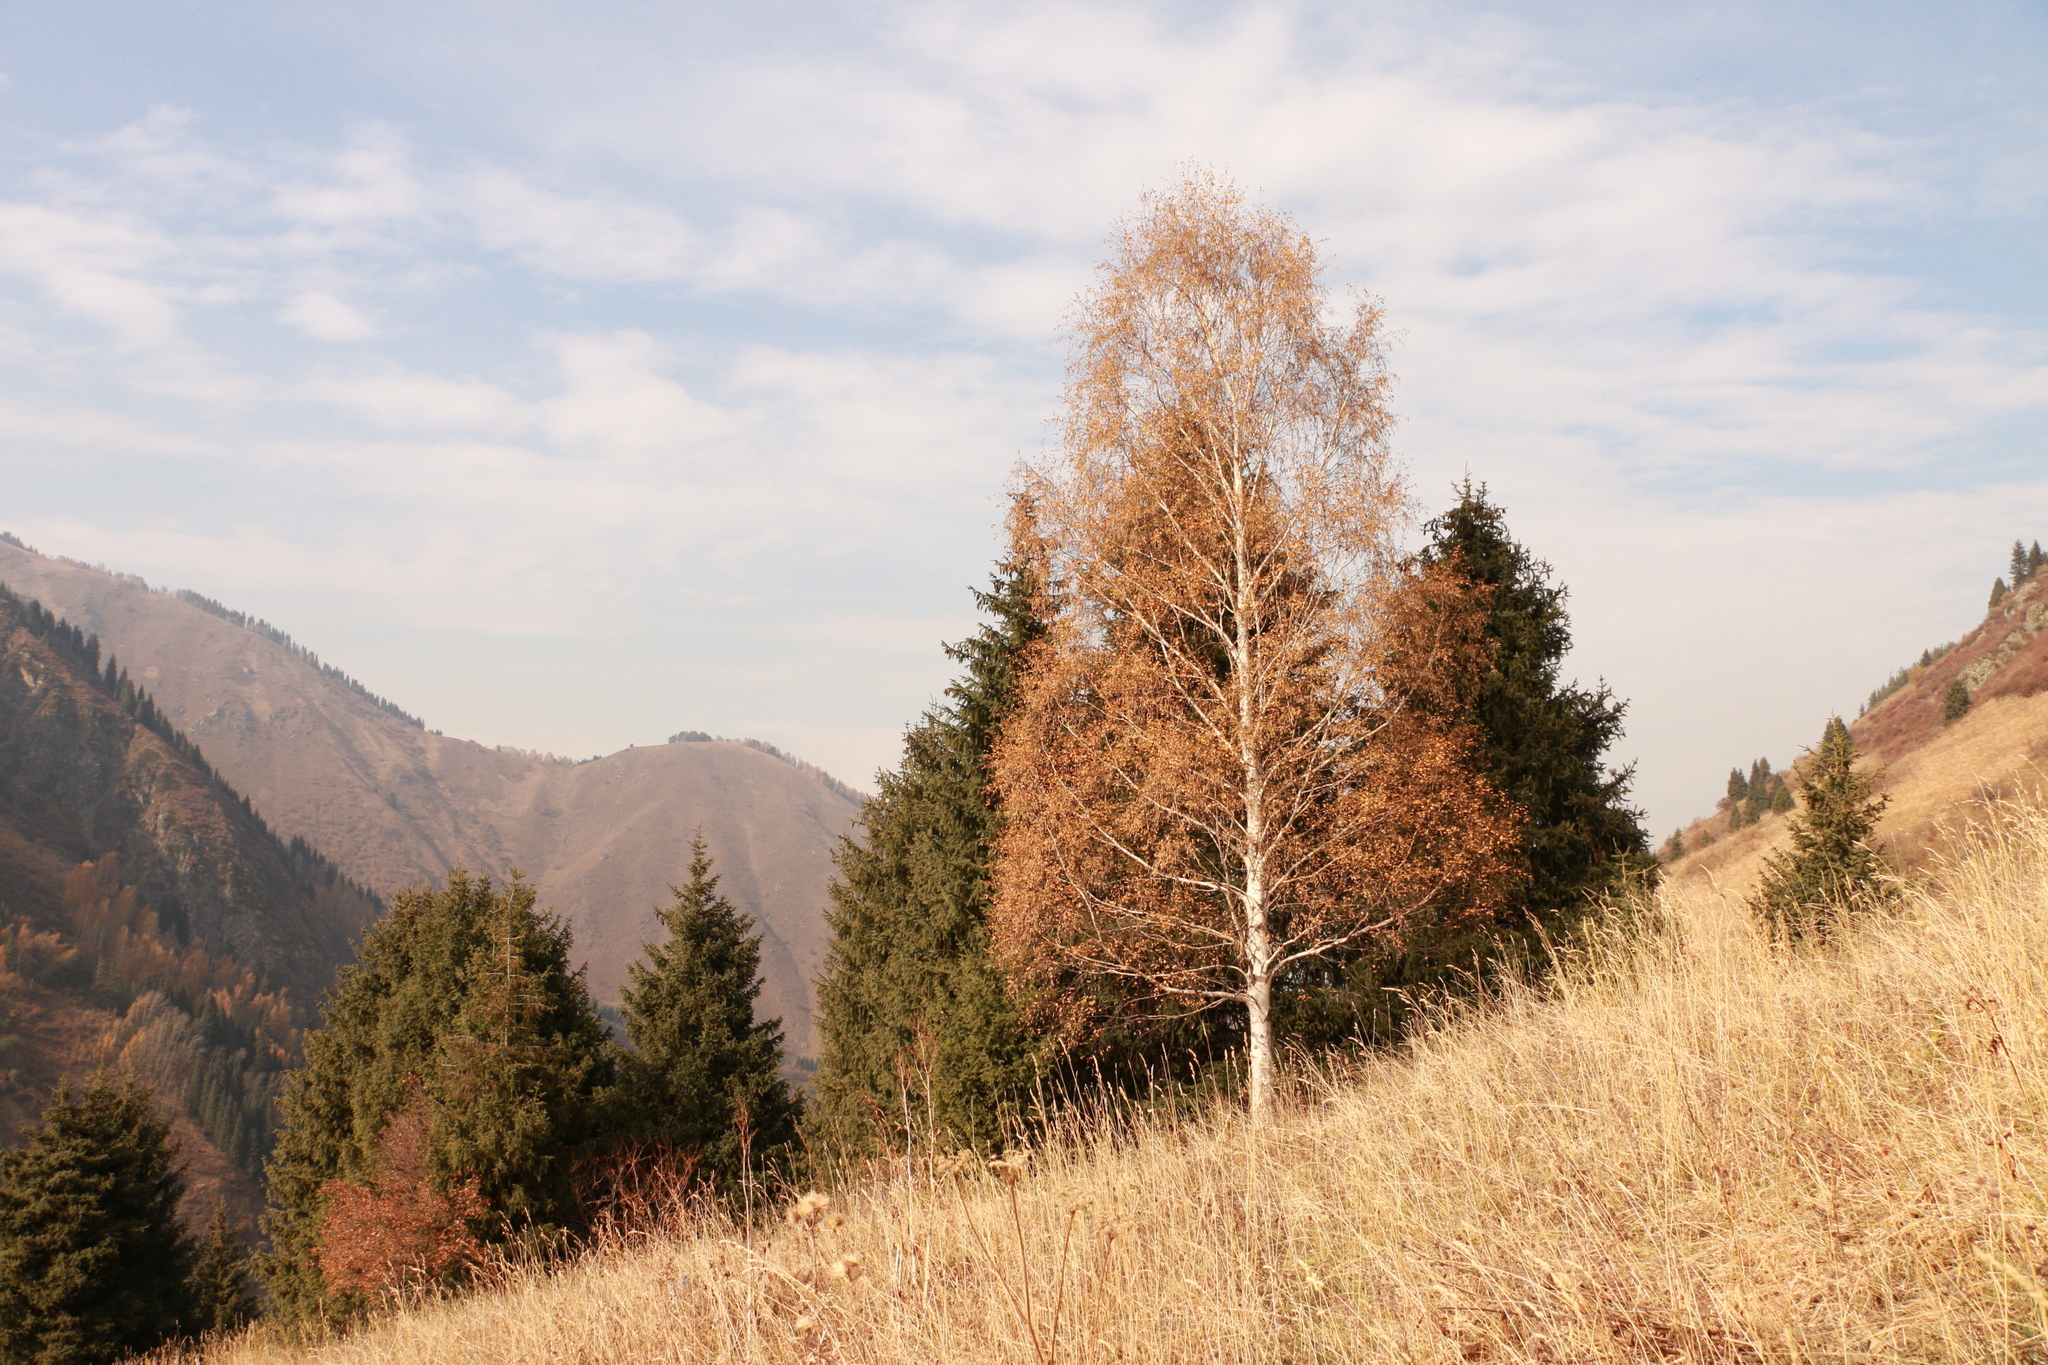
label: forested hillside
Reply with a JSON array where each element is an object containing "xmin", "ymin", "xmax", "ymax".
[
  {"xmin": 0, "ymin": 585, "xmax": 380, "ymax": 1220},
  {"xmin": 0, "ymin": 541, "xmax": 861, "ymax": 1057}
]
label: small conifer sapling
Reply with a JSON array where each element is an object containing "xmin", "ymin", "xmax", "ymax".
[
  {"xmin": 1942, "ymin": 678, "xmax": 1970, "ymax": 725},
  {"xmin": 1750, "ymin": 717, "xmax": 1891, "ymax": 940}
]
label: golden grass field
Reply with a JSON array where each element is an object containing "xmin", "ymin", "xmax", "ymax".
[{"xmin": 165, "ymin": 786, "xmax": 2048, "ymax": 1365}]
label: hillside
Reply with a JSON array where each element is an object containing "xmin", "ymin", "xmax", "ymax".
[
  {"xmin": 171, "ymin": 800, "xmax": 2048, "ymax": 1363},
  {"xmin": 0, "ymin": 541, "xmax": 864, "ymax": 1057},
  {"xmin": 1664, "ymin": 569, "xmax": 2048, "ymax": 896},
  {"xmin": 0, "ymin": 587, "xmax": 381, "ymax": 1221}
]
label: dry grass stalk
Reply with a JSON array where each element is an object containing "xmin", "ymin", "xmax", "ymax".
[{"xmin": 162, "ymin": 798, "xmax": 2048, "ymax": 1363}]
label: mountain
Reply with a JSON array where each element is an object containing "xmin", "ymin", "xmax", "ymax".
[
  {"xmin": 0, "ymin": 540, "xmax": 863, "ymax": 1058},
  {"xmin": 0, "ymin": 584, "xmax": 382, "ymax": 1221},
  {"xmin": 1665, "ymin": 566, "xmax": 2048, "ymax": 892}
]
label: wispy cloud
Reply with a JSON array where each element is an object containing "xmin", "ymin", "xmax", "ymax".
[{"xmin": 0, "ymin": 0, "xmax": 2041, "ymax": 818}]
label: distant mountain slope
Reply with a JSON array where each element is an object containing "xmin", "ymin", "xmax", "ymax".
[
  {"xmin": 0, "ymin": 542, "xmax": 863, "ymax": 1057},
  {"xmin": 1666, "ymin": 570, "xmax": 2048, "ymax": 895},
  {"xmin": 0, "ymin": 586, "xmax": 382, "ymax": 1221}
]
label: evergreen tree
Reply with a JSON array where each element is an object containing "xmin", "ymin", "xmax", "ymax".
[
  {"xmin": 1771, "ymin": 780, "xmax": 1795, "ymax": 815},
  {"xmin": 1743, "ymin": 758, "xmax": 1773, "ymax": 822},
  {"xmin": 2032, "ymin": 541, "xmax": 2045, "ymax": 577},
  {"xmin": 0, "ymin": 1077, "xmax": 196, "ymax": 1365},
  {"xmin": 2010, "ymin": 540, "xmax": 2029, "ymax": 588},
  {"xmin": 611, "ymin": 834, "xmax": 801, "ymax": 1195},
  {"xmin": 1282, "ymin": 483, "xmax": 1652, "ymax": 1045},
  {"xmin": 1992, "ymin": 577, "xmax": 2009, "ymax": 609},
  {"xmin": 185, "ymin": 1203, "xmax": 254, "ymax": 1336},
  {"xmin": 1418, "ymin": 483, "xmax": 1654, "ymax": 931},
  {"xmin": 262, "ymin": 871, "xmax": 610, "ymax": 1323},
  {"xmin": 1725, "ymin": 767, "xmax": 1749, "ymax": 806},
  {"xmin": 814, "ymin": 546, "xmax": 1044, "ymax": 1155},
  {"xmin": 1942, "ymin": 677, "xmax": 1971, "ymax": 724},
  {"xmin": 1751, "ymin": 717, "xmax": 1891, "ymax": 941}
]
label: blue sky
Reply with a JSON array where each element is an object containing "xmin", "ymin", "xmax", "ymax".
[{"xmin": 1, "ymin": 0, "xmax": 2043, "ymax": 833}]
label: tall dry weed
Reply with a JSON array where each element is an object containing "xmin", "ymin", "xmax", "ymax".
[{"xmin": 169, "ymin": 800, "xmax": 2048, "ymax": 1363}]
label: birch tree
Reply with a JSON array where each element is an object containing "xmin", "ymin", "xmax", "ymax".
[{"xmin": 988, "ymin": 171, "xmax": 1516, "ymax": 1123}]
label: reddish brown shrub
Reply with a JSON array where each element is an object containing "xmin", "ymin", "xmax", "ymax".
[{"xmin": 316, "ymin": 1085, "xmax": 487, "ymax": 1298}]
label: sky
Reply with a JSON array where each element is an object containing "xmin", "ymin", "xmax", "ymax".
[{"xmin": 0, "ymin": 0, "xmax": 2043, "ymax": 834}]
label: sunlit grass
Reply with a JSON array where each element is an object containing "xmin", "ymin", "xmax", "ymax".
[{"xmin": 176, "ymin": 800, "xmax": 2048, "ymax": 1363}]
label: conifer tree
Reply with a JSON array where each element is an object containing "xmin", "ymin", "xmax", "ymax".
[
  {"xmin": 0, "ymin": 1077, "xmax": 196, "ymax": 1365},
  {"xmin": 186, "ymin": 1203, "xmax": 254, "ymax": 1336},
  {"xmin": 1743, "ymin": 758, "xmax": 1773, "ymax": 822},
  {"xmin": 1410, "ymin": 483, "xmax": 1652, "ymax": 944},
  {"xmin": 1942, "ymin": 678, "xmax": 1971, "ymax": 724},
  {"xmin": 1992, "ymin": 578, "xmax": 2009, "ymax": 609},
  {"xmin": 814, "ymin": 545, "xmax": 1042, "ymax": 1154},
  {"xmin": 1751, "ymin": 717, "xmax": 1891, "ymax": 941},
  {"xmin": 2032, "ymin": 542, "xmax": 2045, "ymax": 577},
  {"xmin": 1276, "ymin": 483, "xmax": 1649, "ymax": 1048},
  {"xmin": 612, "ymin": 834, "xmax": 801, "ymax": 1194},
  {"xmin": 262, "ymin": 871, "xmax": 610, "ymax": 1323},
  {"xmin": 2011, "ymin": 540, "xmax": 2030, "ymax": 588},
  {"xmin": 1725, "ymin": 767, "xmax": 1748, "ymax": 806}
]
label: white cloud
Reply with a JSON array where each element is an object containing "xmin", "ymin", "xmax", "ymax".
[
  {"xmin": 466, "ymin": 169, "xmax": 700, "ymax": 281},
  {"xmin": 0, "ymin": 0, "xmax": 2041, "ymax": 827},
  {"xmin": 298, "ymin": 362, "xmax": 526, "ymax": 430},
  {"xmin": 280, "ymin": 290, "xmax": 377, "ymax": 342},
  {"xmin": 0, "ymin": 202, "xmax": 177, "ymax": 347},
  {"xmin": 270, "ymin": 125, "xmax": 423, "ymax": 227}
]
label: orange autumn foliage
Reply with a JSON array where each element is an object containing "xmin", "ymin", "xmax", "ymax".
[
  {"xmin": 317, "ymin": 1085, "xmax": 487, "ymax": 1299},
  {"xmin": 988, "ymin": 171, "xmax": 1517, "ymax": 1118}
]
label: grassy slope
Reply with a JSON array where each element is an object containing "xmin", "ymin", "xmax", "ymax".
[
  {"xmin": 1668, "ymin": 686, "xmax": 2048, "ymax": 900},
  {"xmin": 175, "ymin": 793, "xmax": 2048, "ymax": 1364}
]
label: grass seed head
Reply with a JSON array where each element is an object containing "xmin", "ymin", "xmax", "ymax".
[{"xmin": 788, "ymin": 1191, "xmax": 833, "ymax": 1226}]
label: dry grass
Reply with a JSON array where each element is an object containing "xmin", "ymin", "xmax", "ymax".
[{"xmin": 178, "ymin": 802, "xmax": 2048, "ymax": 1364}]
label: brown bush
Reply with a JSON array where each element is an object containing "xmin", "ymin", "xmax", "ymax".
[{"xmin": 316, "ymin": 1085, "xmax": 486, "ymax": 1298}]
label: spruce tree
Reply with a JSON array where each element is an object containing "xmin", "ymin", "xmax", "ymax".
[
  {"xmin": 814, "ymin": 546, "xmax": 1043, "ymax": 1155},
  {"xmin": 1942, "ymin": 677, "xmax": 1971, "ymax": 724},
  {"xmin": 1743, "ymin": 758, "xmax": 1773, "ymax": 822},
  {"xmin": 262, "ymin": 870, "xmax": 610, "ymax": 1323},
  {"xmin": 1991, "ymin": 577, "xmax": 2009, "ymax": 609},
  {"xmin": 186, "ymin": 1203, "xmax": 254, "ymax": 1336},
  {"xmin": 1751, "ymin": 717, "xmax": 1891, "ymax": 941},
  {"xmin": 1282, "ymin": 483, "xmax": 1652, "ymax": 1045},
  {"xmin": 1725, "ymin": 767, "xmax": 1749, "ymax": 807},
  {"xmin": 1421, "ymin": 483, "xmax": 1653, "ymax": 932},
  {"xmin": 0, "ymin": 1078, "xmax": 196, "ymax": 1365},
  {"xmin": 2010, "ymin": 540, "xmax": 2029, "ymax": 588},
  {"xmin": 611, "ymin": 834, "xmax": 801, "ymax": 1195}
]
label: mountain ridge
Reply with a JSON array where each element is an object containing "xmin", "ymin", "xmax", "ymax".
[
  {"xmin": 0, "ymin": 585, "xmax": 383, "ymax": 1223},
  {"xmin": 0, "ymin": 540, "xmax": 862, "ymax": 1057}
]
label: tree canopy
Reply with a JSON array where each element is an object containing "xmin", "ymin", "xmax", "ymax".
[
  {"xmin": 0, "ymin": 1077, "xmax": 197, "ymax": 1365},
  {"xmin": 988, "ymin": 172, "xmax": 1517, "ymax": 1122},
  {"xmin": 262, "ymin": 870, "xmax": 610, "ymax": 1322}
]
